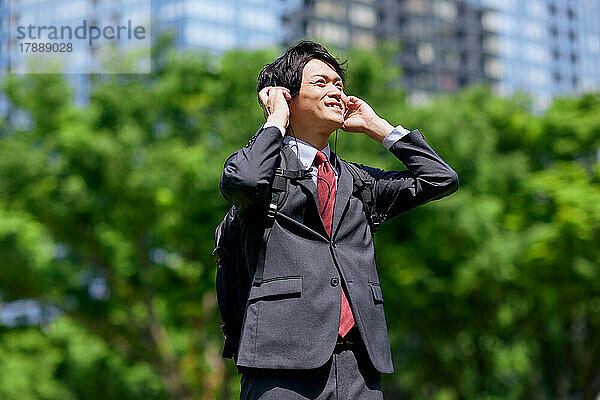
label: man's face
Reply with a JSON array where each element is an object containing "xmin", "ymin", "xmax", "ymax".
[{"xmin": 289, "ymin": 58, "xmax": 348, "ymax": 132}]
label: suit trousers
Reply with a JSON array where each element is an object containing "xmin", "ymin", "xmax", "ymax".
[{"xmin": 239, "ymin": 330, "xmax": 384, "ymax": 400}]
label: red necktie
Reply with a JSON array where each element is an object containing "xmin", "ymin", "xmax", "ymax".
[{"xmin": 314, "ymin": 151, "xmax": 355, "ymax": 338}]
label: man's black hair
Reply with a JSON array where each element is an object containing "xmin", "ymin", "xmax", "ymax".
[{"xmin": 257, "ymin": 40, "xmax": 347, "ymax": 99}]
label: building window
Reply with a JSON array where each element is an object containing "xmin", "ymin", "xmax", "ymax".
[
  {"xmin": 434, "ymin": 0, "xmax": 457, "ymax": 23},
  {"xmin": 444, "ymin": 51, "xmax": 460, "ymax": 69},
  {"xmin": 484, "ymin": 58, "xmax": 503, "ymax": 79},
  {"xmin": 483, "ymin": 35, "xmax": 498, "ymax": 53},
  {"xmin": 416, "ymin": 73, "xmax": 432, "ymax": 89},
  {"xmin": 417, "ymin": 42, "xmax": 434, "ymax": 65},
  {"xmin": 405, "ymin": 0, "xmax": 429, "ymax": 15},
  {"xmin": 482, "ymin": 11, "xmax": 514, "ymax": 34},
  {"xmin": 553, "ymin": 71, "xmax": 561, "ymax": 83},
  {"xmin": 524, "ymin": 44, "xmax": 550, "ymax": 64},
  {"xmin": 441, "ymin": 74, "xmax": 458, "ymax": 90},
  {"xmin": 314, "ymin": 1, "xmax": 345, "ymax": 22},
  {"xmin": 350, "ymin": 4, "xmax": 377, "ymax": 28},
  {"xmin": 457, "ymin": 3, "xmax": 465, "ymax": 18},
  {"xmin": 406, "ymin": 20, "xmax": 429, "ymax": 39},
  {"xmin": 588, "ymin": 35, "xmax": 600, "ymax": 55},
  {"xmin": 528, "ymin": 68, "xmax": 550, "ymax": 86},
  {"xmin": 481, "ymin": 0, "xmax": 517, "ymax": 12},
  {"xmin": 240, "ymin": 8, "xmax": 278, "ymax": 31},
  {"xmin": 352, "ymin": 30, "xmax": 376, "ymax": 48},
  {"xmin": 185, "ymin": 24, "xmax": 235, "ymax": 49},
  {"xmin": 246, "ymin": 34, "xmax": 275, "ymax": 49},
  {"xmin": 526, "ymin": 2, "xmax": 546, "ymax": 18},
  {"xmin": 186, "ymin": 1, "xmax": 234, "ymax": 23},
  {"xmin": 58, "ymin": 1, "xmax": 89, "ymax": 21},
  {"xmin": 525, "ymin": 22, "xmax": 544, "ymax": 40},
  {"xmin": 568, "ymin": 30, "xmax": 577, "ymax": 41},
  {"xmin": 499, "ymin": 39, "xmax": 517, "ymax": 57},
  {"xmin": 307, "ymin": 21, "xmax": 348, "ymax": 46},
  {"xmin": 570, "ymin": 53, "xmax": 578, "ymax": 64}
]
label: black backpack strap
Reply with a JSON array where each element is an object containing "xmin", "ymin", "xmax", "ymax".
[
  {"xmin": 344, "ymin": 161, "xmax": 382, "ymax": 235},
  {"xmin": 253, "ymin": 150, "xmax": 310, "ymax": 286}
]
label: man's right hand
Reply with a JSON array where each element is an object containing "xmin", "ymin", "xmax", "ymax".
[{"xmin": 258, "ymin": 86, "xmax": 291, "ymax": 128}]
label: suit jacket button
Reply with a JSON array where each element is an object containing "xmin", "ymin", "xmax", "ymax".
[{"xmin": 330, "ymin": 277, "xmax": 339, "ymax": 287}]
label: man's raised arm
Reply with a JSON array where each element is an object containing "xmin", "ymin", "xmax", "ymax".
[
  {"xmin": 219, "ymin": 86, "xmax": 291, "ymax": 207},
  {"xmin": 359, "ymin": 129, "xmax": 459, "ymax": 222},
  {"xmin": 342, "ymin": 95, "xmax": 459, "ymax": 221}
]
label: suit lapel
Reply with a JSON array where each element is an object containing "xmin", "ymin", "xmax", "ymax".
[
  {"xmin": 281, "ymin": 145, "xmax": 351, "ymax": 240},
  {"xmin": 281, "ymin": 145, "xmax": 319, "ymax": 207},
  {"xmin": 281, "ymin": 144, "xmax": 332, "ymax": 238},
  {"xmin": 331, "ymin": 153, "xmax": 352, "ymax": 239}
]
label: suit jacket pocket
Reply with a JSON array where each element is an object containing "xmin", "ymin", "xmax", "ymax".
[
  {"xmin": 369, "ymin": 282, "xmax": 384, "ymax": 304},
  {"xmin": 248, "ymin": 276, "xmax": 302, "ymax": 302}
]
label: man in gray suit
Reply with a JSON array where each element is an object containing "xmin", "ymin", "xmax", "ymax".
[{"xmin": 220, "ymin": 40, "xmax": 459, "ymax": 399}]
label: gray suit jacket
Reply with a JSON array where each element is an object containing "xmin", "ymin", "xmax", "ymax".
[{"xmin": 219, "ymin": 126, "xmax": 458, "ymax": 374}]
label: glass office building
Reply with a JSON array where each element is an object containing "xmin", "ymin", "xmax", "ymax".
[
  {"xmin": 285, "ymin": 0, "xmax": 600, "ymax": 110},
  {"xmin": 0, "ymin": 0, "xmax": 299, "ymax": 106},
  {"xmin": 0, "ymin": 0, "xmax": 300, "ymax": 66},
  {"xmin": 2, "ymin": 0, "xmax": 600, "ymax": 110},
  {"xmin": 153, "ymin": 0, "xmax": 301, "ymax": 52},
  {"xmin": 285, "ymin": 0, "xmax": 488, "ymax": 104},
  {"xmin": 0, "ymin": 0, "xmax": 152, "ymax": 107},
  {"xmin": 2, "ymin": 0, "xmax": 151, "ymax": 74},
  {"xmin": 476, "ymin": 0, "xmax": 600, "ymax": 109}
]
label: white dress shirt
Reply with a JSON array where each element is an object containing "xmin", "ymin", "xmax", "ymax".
[{"xmin": 282, "ymin": 135, "xmax": 337, "ymax": 187}]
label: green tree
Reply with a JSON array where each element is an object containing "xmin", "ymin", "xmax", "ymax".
[{"xmin": 0, "ymin": 42, "xmax": 598, "ymax": 400}]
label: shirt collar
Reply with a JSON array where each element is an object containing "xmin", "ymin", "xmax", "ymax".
[{"xmin": 282, "ymin": 135, "xmax": 332, "ymax": 169}]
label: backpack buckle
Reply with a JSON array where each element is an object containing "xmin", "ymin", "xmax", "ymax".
[
  {"xmin": 372, "ymin": 220, "xmax": 380, "ymax": 233},
  {"xmin": 266, "ymin": 202, "xmax": 278, "ymax": 219}
]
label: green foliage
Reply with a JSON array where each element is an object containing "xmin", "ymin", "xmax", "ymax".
[
  {"xmin": 0, "ymin": 318, "xmax": 166, "ymax": 400},
  {"xmin": 0, "ymin": 43, "xmax": 598, "ymax": 400},
  {"xmin": 367, "ymin": 87, "xmax": 600, "ymax": 399}
]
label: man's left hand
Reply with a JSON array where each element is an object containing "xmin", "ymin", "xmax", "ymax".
[{"xmin": 342, "ymin": 96, "xmax": 394, "ymax": 143}]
